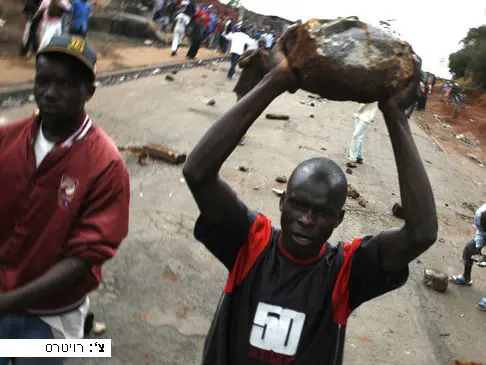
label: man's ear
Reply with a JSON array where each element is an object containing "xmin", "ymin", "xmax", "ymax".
[
  {"xmin": 335, "ymin": 209, "xmax": 345, "ymax": 228},
  {"xmin": 86, "ymin": 84, "xmax": 96, "ymax": 101},
  {"xmin": 279, "ymin": 192, "xmax": 286, "ymax": 212}
]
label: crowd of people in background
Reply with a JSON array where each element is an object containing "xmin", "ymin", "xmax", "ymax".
[
  {"xmin": 153, "ymin": 0, "xmax": 280, "ymax": 61},
  {"xmin": 20, "ymin": 0, "xmax": 92, "ymax": 57}
]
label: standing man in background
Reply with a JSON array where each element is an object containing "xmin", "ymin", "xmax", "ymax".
[
  {"xmin": 171, "ymin": 9, "xmax": 190, "ymax": 56},
  {"xmin": 70, "ymin": 0, "xmax": 91, "ymax": 37},
  {"xmin": 224, "ymin": 26, "xmax": 252, "ymax": 80},
  {"xmin": 346, "ymin": 102, "xmax": 379, "ymax": 168}
]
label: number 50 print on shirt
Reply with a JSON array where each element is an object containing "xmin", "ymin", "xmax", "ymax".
[{"xmin": 249, "ymin": 302, "xmax": 306, "ymax": 356}]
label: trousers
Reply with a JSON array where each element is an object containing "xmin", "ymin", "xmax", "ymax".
[{"xmin": 349, "ymin": 118, "xmax": 371, "ymax": 162}]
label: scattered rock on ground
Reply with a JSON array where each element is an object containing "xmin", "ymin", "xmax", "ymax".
[
  {"xmin": 93, "ymin": 322, "xmax": 106, "ymax": 336},
  {"xmin": 310, "ymin": 114, "xmax": 315, "ymax": 118},
  {"xmin": 438, "ymin": 238, "xmax": 445, "ymax": 243},
  {"xmin": 424, "ymin": 268, "xmax": 448, "ymax": 293},
  {"xmin": 138, "ymin": 154, "xmax": 148, "ymax": 166},
  {"xmin": 207, "ymin": 99, "xmax": 216, "ymax": 106},
  {"xmin": 358, "ymin": 198, "xmax": 367, "ymax": 207},
  {"xmin": 266, "ymin": 114, "xmax": 290, "ymax": 120},
  {"xmin": 346, "ymin": 168, "xmax": 353, "ymax": 175},
  {"xmin": 165, "ymin": 74, "xmax": 175, "ymax": 81},
  {"xmin": 462, "ymin": 202, "xmax": 476, "ymax": 213},
  {"xmin": 347, "ymin": 184, "xmax": 360, "ymax": 199},
  {"xmin": 238, "ymin": 165, "xmax": 248, "ymax": 172},
  {"xmin": 272, "ymin": 188, "xmax": 285, "ymax": 197},
  {"xmin": 144, "ymin": 144, "xmax": 186, "ymax": 164},
  {"xmin": 320, "ymin": 147, "xmax": 327, "ymax": 151},
  {"xmin": 171, "ymin": 70, "xmax": 178, "ymax": 74},
  {"xmin": 467, "ymin": 153, "xmax": 483, "ymax": 166},
  {"xmin": 202, "ymin": 74, "xmax": 208, "ymax": 78},
  {"xmin": 275, "ymin": 176, "xmax": 287, "ymax": 183},
  {"xmin": 144, "ymin": 39, "xmax": 153, "ymax": 46}
]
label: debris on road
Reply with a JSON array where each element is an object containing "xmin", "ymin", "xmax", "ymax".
[
  {"xmin": 118, "ymin": 146, "xmax": 144, "ymax": 154},
  {"xmin": 347, "ymin": 184, "xmax": 360, "ymax": 199},
  {"xmin": 165, "ymin": 74, "xmax": 175, "ymax": 81},
  {"xmin": 266, "ymin": 114, "xmax": 290, "ymax": 120},
  {"xmin": 93, "ymin": 322, "xmax": 107, "ymax": 336},
  {"xmin": 275, "ymin": 176, "xmax": 288, "ymax": 184},
  {"xmin": 144, "ymin": 39, "xmax": 153, "ymax": 46},
  {"xmin": 462, "ymin": 202, "xmax": 476, "ymax": 212},
  {"xmin": 467, "ymin": 153, "xmax": 483, "ymax": 167},
  {"xmin": 171, "ymin": 70, "xmax": 178, "ymax": 75},
  {"xmin": 309, "ymin": 102, "xmax": 315, "ymax": 107},
  {"xmin": 253, "ymin": 186, "xmax": 260, "ymax": 190},
  {"xmin": 202, "ymin": 74, "xmax": 208, "ymax": 78},
  {"xmin": 238, "ymin": 165, "xmax": 249, "ymax": 172},
  {"xmin": 345, "ymin": 168, "xmax": 353, "ymax": 175},
  {"xmin": 138, "ymin": 153, "xmax": 148, "ymax": 166},
  {"xmin": 392, "ymin": 203, "xmax": 406, "ymax": 219},
  {"xmin": 207, "ymin": 99, "xmax": 216, "ymax": 106},
  {"xmin": 163, "ymin": 259, "xmax": 184, "ymax": 282},
  {"xmin": 272, "ymin": 188, "xmax": 285, "ymax": 197},
  {"xmin": 144, "ymin": 144, "xmax": 187, "ymax": 164},
  {"xmin": 438, "ymin": 238, "xmax": 445, "ymax": 243},
  {"xmin": 358, "ymin": 198, "xmax": 367, "ymax": 207},
  {"xmin": 424, "ymin": 268, "xmax": 448, "ymax": 293},
  {"xmin": 310, "ymin": 114, "xmax": 315, "ymax": 118},
  {"xmin": 320, "ymin": 147, "xmax": 327, "ymax": 151}
]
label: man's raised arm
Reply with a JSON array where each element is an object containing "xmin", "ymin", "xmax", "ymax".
[
  {"xmin": 376, "ymin": 55, "xmax": 438, "ymax": 273},
  {"xmin": 183, "ymin": 62, "xmax": 297, "ymax": 223}
]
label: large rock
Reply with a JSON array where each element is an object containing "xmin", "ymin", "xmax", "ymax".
[
  {"xmin": 89, "ymin": 11, "xmax": 165, "ymax": 42},
  {"xmin": 278, "ymin": 17, "xmax": 415, "ymax": 103},
  {"xmin": 424, "ymin": 268, "xmax": 448, "ymax": 293}
]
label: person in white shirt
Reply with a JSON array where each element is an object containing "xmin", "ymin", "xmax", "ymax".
[
  {"xmin": 224, "ymin": 26, "xmax": 252, "ymax": 80},
  {"xmin": 171, "ymin": 10, "xmax": 191, "ymax": 56},
  {"xmin": 261, "ymin": 30, "xmax": 273, "ymax": 49},
  {"xmin": 346, "ymin": 102, "xmax": 379, "ymax": 168}
]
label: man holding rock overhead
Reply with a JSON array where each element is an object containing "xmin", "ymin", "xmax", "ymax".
[{"xmin": 183, "ymin": 49, "xmax": 437, "ymax": 363}]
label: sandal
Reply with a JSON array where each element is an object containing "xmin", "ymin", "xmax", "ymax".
[
  {"xmin": 356, "ymin": 158, "xmax": 364, "ymax": 164},
  {"xmin": 346, "ymin": 161, "xmax": 358, "ymax": 168},
  {"xmin": 450, "ymin": 274, "xmax": 472, "ymax": 286},
  {"xmin": 477, "ymin": 297, "xmax": 486, "ymax": 312}
]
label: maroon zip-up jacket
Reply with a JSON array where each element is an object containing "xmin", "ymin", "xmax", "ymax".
[{"xmin": 0, "ymin": 114, "xmax": 130, "ymax": 314}]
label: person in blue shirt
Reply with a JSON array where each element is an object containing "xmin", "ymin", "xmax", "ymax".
[{"xmin": 70, "ymin": 0, "xmax": 91, "ymax": 37}]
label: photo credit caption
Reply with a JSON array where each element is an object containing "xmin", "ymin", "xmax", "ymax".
[{"xmin": 0, "ymin": 339, "xmax": 111, "ymax": 357}]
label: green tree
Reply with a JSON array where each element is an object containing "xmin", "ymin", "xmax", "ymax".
[{"xmin": 449, "ymin": 25, "xmax": 486, "ymax": 88}]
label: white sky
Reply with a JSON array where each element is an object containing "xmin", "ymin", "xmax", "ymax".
[{"xmin": 235, "ymin": 0, "xmax": 486, "ymax": 78}]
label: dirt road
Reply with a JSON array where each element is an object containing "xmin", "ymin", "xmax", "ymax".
[{"xmin": 1, "ymin": 64, "xmax": 485, "ymax": 365}]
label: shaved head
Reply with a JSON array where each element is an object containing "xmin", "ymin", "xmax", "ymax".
[{"xmin": 288, "ymin": 157, "xmax": 348, "ymax": 210}]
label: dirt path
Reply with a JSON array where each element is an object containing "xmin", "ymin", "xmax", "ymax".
[
  {"xmin": 1, "ymin": 65, "xmax": 485, "ymax": 365},
  {"xmin": 0, "ymin": 42, "xmax": 220, "ymax": 87}
]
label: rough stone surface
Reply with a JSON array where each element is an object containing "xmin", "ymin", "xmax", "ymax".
[
  {"xmin": 424, "ymin": 268, "xmax": 449, "ymax": 293},
  {"xmin": 278, "ymin": 17, "xmax": 415, "ymax": 102}
]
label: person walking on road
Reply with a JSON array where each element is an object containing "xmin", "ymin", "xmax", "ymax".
[
  {"xmin": 450, "ymin": 203, "xmax": 486, "ymax": 311},
  {"xmin": 186, "ymin": 16, "xmax": 203, "ymax": 59},
  {"xmin": 183, "ymin": 53, "xmax": 437, "ymax": 365},
  {"xmin": 346, "ymin": 102, "xmax": 379, "ymax": 168},
  {"xmin": 70, "ymin": 0, "xmax": 91, "ymax": 37},
  {"xmin": 171, "ymin": 10, "xmax": 190, "ymax": 56},
  {"xmin": 233, "ymin": 38, "xmax": 272, "ymax": 145},
  {"xmin": 224, "ymin": 26, "xmax": 252, "ymax": 80},
  {"xmin": 0, "ymin": 35, "xmax": 130, "ymax": 364},
  {"xmin": 34, "ymin": 0, "xmax": 71, "ymax": 50}
]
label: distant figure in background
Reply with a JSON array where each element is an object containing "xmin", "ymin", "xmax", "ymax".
[
  {"xmin": 70, "ymin": 0, "xmax": 91, "ymax": 37},
  {"xmin": 416, "ymin": 80, "xmax": 431, "ymax": 111},
  {"xmin": 261, "ymin": 28, "xmax": 273, "ymax": 49},
  {"xmin": 20, "ymin": 0, "xmax": 41, "ymax": 56},
  {"xmin": 224, "ymin": 26, "xmax": 252, "ymax": 80},
  {"xmin": 186, "ymin": 16, "xmax": 203, "ymax": 59},
  {"xmin": 212, "ymin": 17, "xmax": 224, "ymax": 52},
  {"xmin": 346, "ymin": 102, "xmax": 379, "ymax": 168},
  {"xmin": 233, "ymin": 38, "xmax": 272, "ymax": 145},
  {"xmin": 440, "ymin": 82, "xmax": 451, "ymax": 102},
  {"xmin": 35, "ymin": 0, "xmax": 72, "ymax": 50},
  {"xmin": 171, "ymin": 10, "xmax": 190, "ymax": 56},
  {"xmin": 452, "ymin": 91, "xmax": 465, "ymax": 119}
]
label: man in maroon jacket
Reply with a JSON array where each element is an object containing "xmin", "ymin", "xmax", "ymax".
[{"xmin": 0, "ymin": 35, "xmax": 130, "ymax": 364}]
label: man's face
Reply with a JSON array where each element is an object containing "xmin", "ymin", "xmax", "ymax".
[
  {"xmin": 34, "ymin": 55, "xmax": 93, "ymax": 122},
  {"xmin": 280, "ymin": 179, "xmax": 344, "ymax": 255}
]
